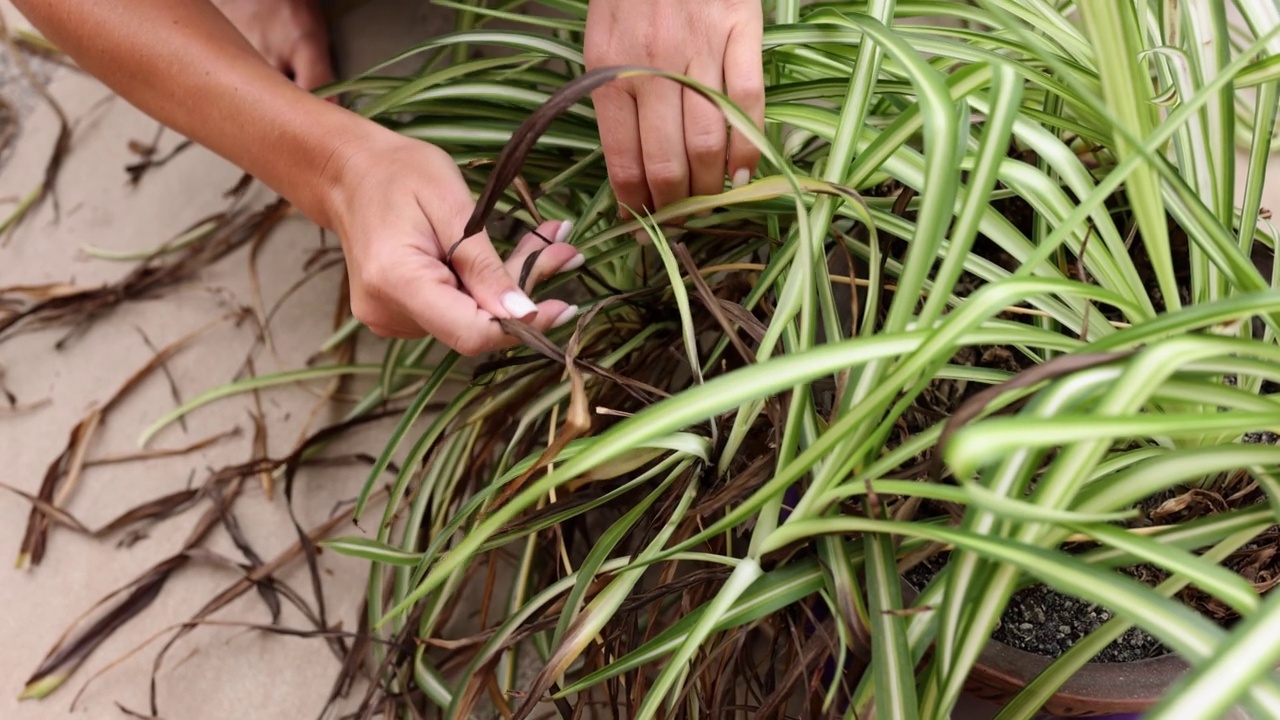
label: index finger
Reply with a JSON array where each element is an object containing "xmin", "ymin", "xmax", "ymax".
[{"xmin": 724, "ymin": 19, "xmax": 765, "ymax": 187}]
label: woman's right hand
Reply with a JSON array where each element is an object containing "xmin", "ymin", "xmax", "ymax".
[
  {"xmin": 322, "ymin": 129, "xmax": 585, "ymax": 354},
  {"xmin": 13, "ymin": 0, "xmax": 581, "ymax": 357}
]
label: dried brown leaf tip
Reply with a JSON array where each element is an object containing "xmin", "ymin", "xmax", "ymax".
[
  {"xmin": 19, "ymin": 414, "xmax": 397, "ymax": 707},
  {"xmin": 14, "ymin": 313, "xmax": 239, "ymax": 568},
  {"xmin": 445, "ymin": 65, "xmax": 649, "ymax": 264},
  {"xmin": 0, "ymin": 200, "xmax": 288, "ymax": 345}
]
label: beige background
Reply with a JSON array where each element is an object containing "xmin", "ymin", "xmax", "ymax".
[
  {"xmin": 0, "ymin": 2, "xmax": 1270, "ymax": 719},
  {"xmin": 0, "ymin": 4, "xmax": 452, "ymax": 719}
]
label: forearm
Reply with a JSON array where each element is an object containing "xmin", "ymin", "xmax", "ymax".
[{"xmin": 13, "ymin": 0, "xmax": 371, "ymax": 228}]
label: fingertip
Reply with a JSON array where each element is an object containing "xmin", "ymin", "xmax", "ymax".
[
  {"xmin": 552, "ymin": 304, "xmax": 579, "ymax": 329},
  {"xmin": 525, "ymin": 299, "xmax": 573, "ymax": 330},
  {"xmin": 500, "ymin": 290, "xmax": 539, "ymax": 321},
  {"xmin": 555, "ymin": 220, "xmax": 575, "ymax": 243},
  {"xmin": 728, "ymin": 136, "xmax": 763, "ymax": 190}
]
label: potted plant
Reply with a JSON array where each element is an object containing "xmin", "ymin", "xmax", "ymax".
[
  {"xmin": 20, "ymin": 0, "xmax": 1280, "ymax": 717},
  {"xmin": 301, "ymin": 0, "xmax": 1280, "ymax": 718}
]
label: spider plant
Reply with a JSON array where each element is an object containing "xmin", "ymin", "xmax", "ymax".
[{"xmin": 311, "ymin": 0, "xmax": 1280, "ymax": 717}]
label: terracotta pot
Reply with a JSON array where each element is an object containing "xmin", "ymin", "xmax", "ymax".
[
  {"xmin": 965, "ymin": 631, "xmax": 1186, "ymax": 717},
  {"xmin": 894, "ymin": 580, "xmax": 1181, "ymax": 717}
]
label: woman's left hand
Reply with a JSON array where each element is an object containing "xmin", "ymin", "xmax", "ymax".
[{"xmin": 584, "ymin": 0, "xmax": 765, "ymax": 218}]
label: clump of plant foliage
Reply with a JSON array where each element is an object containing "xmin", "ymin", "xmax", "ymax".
[
  {"xmin": 131, "ymin": 0, "xmax": 1280, "ymax": 718},
  {"xmin": 303, "ymin": 0, "xmax": 1280, "ymax": 717}
]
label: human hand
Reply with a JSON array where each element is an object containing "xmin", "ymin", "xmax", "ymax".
[
  {"xmin": 214, "ymin": 0, "xmax": 335, "ymax": 90},
  {"xmin": 324, "ymin": 130, "xmax": 584, "ymax": 354},
  {"xmin": 584, "ymin": 0, "xmax": 765, "ymax": 217}
]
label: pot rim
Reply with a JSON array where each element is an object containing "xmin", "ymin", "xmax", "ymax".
[
  {"xmin": 897, "ymin": 577, "xmax": 1187, "ymax": 716},
  {"xmin": 968, "ymin": 634, "xmax": 1187, "ymax": 716}
]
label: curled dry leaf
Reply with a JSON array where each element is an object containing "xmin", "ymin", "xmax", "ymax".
[
  {"xmin": 20, "ymin": 408, "xmax": 404, "ymax": 703},
  {"xmin": 16, "ymin": 312, "xmax": 242, "ymax": 567},
  {"xmin": 447, "ymin": 65, "xmax": 653, "ymax": 264},
  {"xmin": 484, "ymin": 320, "xmax": 592, "ymax": 513},
  {"xmin": 0, "ymin": 199, "xmax": 288, "ymax": 343}
]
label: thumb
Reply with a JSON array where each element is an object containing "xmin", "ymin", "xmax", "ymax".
[
  {"xmin": 446, "ymin": 225, "xmax": 540, "ymax": 322},
  {"xmin": 422, "ymin": 158, "xmax": 542, "ymax": 321}
]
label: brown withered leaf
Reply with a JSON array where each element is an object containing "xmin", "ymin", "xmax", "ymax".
[
  {"xmin": 134, "ymin": 325, "xmax": 188, "ymax": 433},
  {"xmin": 113, "ymin": 702, "xmax": 154, "ymax": 719},
  {"xmin": 324, "ymin": 599, "xmax": 372, "ymax": 716},
  {"xmin": 0, "ymin": 481, "xmax": 91, "ymax": 534},
  {"xmin": 715, "ymin": 300, "xmax": 768, "ymax": 344},
  {"xmin": 0, "ymin": 397, "xmax": 51, "ymax": 414},
  {"xmin": 439, "ymin": 64, "xmax": 653, "ymax": 297},
  {"xmin": 0, "ymin": 199, "xmax": 288, "ymax": 343},
  {"xmin": 0, "ymin": 282, "xmax": 84, "ymax": 301},
  {"xmin": 210, "ymin": 483, "xmax": 282, "ymax": 624},
  {"xmin": 673, "ymin": 242, "xmax": 756, "ymax": 364},
  {"xmin": 127, "ymin": 139, "xmax": 156, "ymax": 158},
  {"xmin": 0, "ymin": 93, "xmax": 14, "ymax": 160},
  {"xmin": 484, "ymin": 319, "xmax": 593, "ymax": 513},
  {"xmin": 125, "ymin": 139, "xmax": 193, "ymax": 186},
  {"xmin": 97, "ymin": 488, "xmax": 203, "ymax": 538},
  {"xmin": 178, "ymin": 548, "xmax": 326, "ymax": 632},
  {"xmin": 84, "ymin": 428, "xmax": 239, "ymax": 469},
  {"xmin": 448, "ymin": 65, "xmax": 653, "ymax": 263},
  {"xmin": 499, "ymin": 315, "xmax": 668, "ymax": 403},
  {"xmin": 23, "ymin": 410, "xmax": 404, "ymax": 703},
  {"xmin": 16, "ymin": 312, "xmax": 241, "ymax": 567},
  {"xmin": 2, "ymin": 481, "xmax": 205, "ymax": 544},
  {"xmin": 22, "ymin": 554, "xmax": 187, "ymax": 700},
  {"xmin": 142, "ymin": 485, "xmax": 389, "ymax": 717},
  {"xmin": 224, "ymin": 172, "xmax": 255, "ymax": 201},
  {"xmin": 17, "ymin": 407, "xmax": 100, "ymax": 568}
]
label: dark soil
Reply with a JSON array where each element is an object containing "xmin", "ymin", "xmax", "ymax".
[
  {"xmin": 991, "ymin": 579, "xmax": 1167, "ymax": 663},
  {"xmin": 903, "ymin": 453, "xmax": 1280, "ymax": 665},
  {"xmin": 904, "ymin": 551, "xmax": 1171, "ymax": 663}
]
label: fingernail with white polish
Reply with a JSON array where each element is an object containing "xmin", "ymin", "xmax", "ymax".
[
  {"xmin": 554, "ymin": 220, "xmax": 574, "ymax": 243},
  {"xmin": 732, "ymin": 168, "xmax": 750, "ymax": 189},
  {"xmin": 501, "ymin": 291, "xmax": 539, "ymax": 320},
  {"xmin": 552, "ymin": 305, "xmax": 579, "ymax": 328},
  {"xmin": 560, "ymin": 253, "xmax": 586, "ymax": 272}
]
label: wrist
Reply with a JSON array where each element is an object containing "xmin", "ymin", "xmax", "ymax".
[
  {"xmin": 235, "ymin": 92, "xmax": 389, "ymax": 232},
  {"xmin": 306, "ymin": 114, "xmax": 404, "ymax": 235}
]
